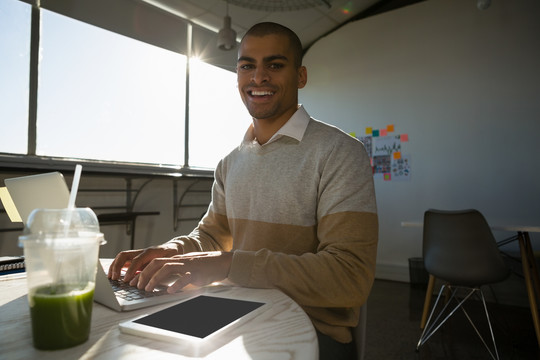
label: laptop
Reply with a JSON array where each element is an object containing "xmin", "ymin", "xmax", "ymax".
[
  {"xmin": 3, "ymin": 171, "xmax": 204, "ymax": 311},
  {"xmin": 95, "ymin": 259, "xmax": 205, "ymax": 312},
  {"xmin": 3, "ymin": 172, "xmax": 70, "ymax": 224}
]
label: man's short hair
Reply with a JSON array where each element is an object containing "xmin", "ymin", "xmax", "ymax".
[{"xmin": 241, "ymin": 22, "xmax": 303, "ymax": 68}]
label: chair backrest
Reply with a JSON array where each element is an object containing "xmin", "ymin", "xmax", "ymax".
[{"xmin": 423, "ymin": 209, "xmax": 510, "ymax": 286}]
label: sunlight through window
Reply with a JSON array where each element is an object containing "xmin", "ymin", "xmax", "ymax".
[
  {"xmin": 37, "ymin": 9, "xmax": 186, "ymax": 166},
  {"xmin": 0, "ymin": 0, "xmax": 30, "ymax": 155},
  {"xmin": 189, "ymin": 58, "xmax": 251, "ymax": 169}
]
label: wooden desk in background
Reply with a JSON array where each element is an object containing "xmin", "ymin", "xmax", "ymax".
[
  {"xmin": 402, "ymin": 221, "xmax": 540, "ymax": 347},
  {"xmin": 492, "ymin": 225, "xmax": 540, "ymax": 348},
  {"xmin": 0, "ymin": 275, "xmax": 318, "ymax": 359}
]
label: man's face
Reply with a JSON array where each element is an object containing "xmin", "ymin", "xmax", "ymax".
[{"xmin": 237, "ymin": 34, "xmax": 307, "ymax": 124}]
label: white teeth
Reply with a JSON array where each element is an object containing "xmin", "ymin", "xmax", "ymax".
[{"xmin": 251, "ymin": 90, "xmax": 274, "ymax": 96}]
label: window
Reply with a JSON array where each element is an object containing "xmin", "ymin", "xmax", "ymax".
[
  {"xmin": 0, "ymin": 0, "xmax": 31, "ymax": 155},
  {"xmin": 0, "ymin": 1, "xmax": 247, "ymax": 170},
  {"xmin": 37, "ymin": 9, "xmax": 186, "ymax": 166},
  {"xmin": 189, "ymin": 59, "xmax": 251, "ymax": 169}
]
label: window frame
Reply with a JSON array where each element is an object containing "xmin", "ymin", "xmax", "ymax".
[{"xmin": 0, "ymin": 0, "xmax": 239, "ymax": 177}]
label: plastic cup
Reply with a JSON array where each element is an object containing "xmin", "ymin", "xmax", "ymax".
[{"xmin": 19, "ymin": 208, "xmax": 105, "ymax": 350}]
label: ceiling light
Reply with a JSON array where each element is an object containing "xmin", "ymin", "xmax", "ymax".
[
  {"xmin": 217, "ymin": 1, "xmax": 237, "ymax": 51},
  {"xmin": 477, "ymin": 0, "xmax": 491, "ymax": 10}
]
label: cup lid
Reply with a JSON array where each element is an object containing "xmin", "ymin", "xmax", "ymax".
[{"xmin": 19, "ymin": 208, "xmax": 105, "ymax": 245}]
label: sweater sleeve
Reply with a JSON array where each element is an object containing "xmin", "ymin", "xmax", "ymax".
[{"xmin": 167, "ymin": 164, "xmax": 233, "ymax": 254}]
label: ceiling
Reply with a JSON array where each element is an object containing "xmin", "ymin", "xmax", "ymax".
[{"xmin": 141, "ymin": 0, "xmax": 426, "ymax": 51}]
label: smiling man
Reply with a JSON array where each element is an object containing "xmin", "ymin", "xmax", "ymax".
[
  {"xmin": 236, "ymin": 26, "xmax": 307, "ymax": 144},
  {"xmin": 109, "ymin": 22, "xmax": 378, "ymax": 360}
]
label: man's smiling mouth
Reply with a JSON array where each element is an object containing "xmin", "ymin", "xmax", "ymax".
[{"xmin": 249, "ymin": 90, "xmax": 275, "ymax": 96}]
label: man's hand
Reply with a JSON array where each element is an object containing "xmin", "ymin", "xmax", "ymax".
[
  {"xmin": 131, "ymin": 251, "xmax": 233, "ymax": 293},
  {"xmin": 107, "ymin": 242, "xmax": 182, "ymax": 282}
]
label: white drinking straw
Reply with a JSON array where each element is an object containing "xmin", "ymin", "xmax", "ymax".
[
  {"xmin": 68, "ymin": 164, "xmax": 82, "ymax": 210},
  {"xmin": 63, "ymin": 164, "xmax": 82, "ymax": 235},
  {"xmin": 57, "ymin": 164, "xmax": 83, "ymax": 289}
]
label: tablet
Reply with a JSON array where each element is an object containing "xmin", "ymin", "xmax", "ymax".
[{"xmin": 119, "ymin": 293, "xmax": 271, "ymax": 355}]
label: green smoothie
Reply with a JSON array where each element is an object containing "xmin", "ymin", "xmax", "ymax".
[{"xmin": 30, "ymin": 283, "xmax": 95, "ymax": 350}]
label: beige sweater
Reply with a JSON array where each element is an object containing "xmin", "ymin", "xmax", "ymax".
[{"xmin": 170, "ymin": 106, "xmax": 378, "ymax": 343}]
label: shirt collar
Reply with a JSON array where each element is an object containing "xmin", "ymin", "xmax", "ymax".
[{"xmin": 242, "ymin": 105, "xmax": 310, "ymax": 146}]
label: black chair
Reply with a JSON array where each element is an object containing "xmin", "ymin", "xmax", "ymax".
[{"xmin": 416, "ymin": 209, "xmax": 510, "ymax": 360}]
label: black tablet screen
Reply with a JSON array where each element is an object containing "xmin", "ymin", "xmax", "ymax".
[{"xmin": 134, "ymin": 295, "xmax": 265, "ymax": 339}]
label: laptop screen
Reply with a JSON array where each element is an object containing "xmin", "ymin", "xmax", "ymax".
[{"xmin": 4, "ymin": 172, "xmax": 70, "ymax": 224}]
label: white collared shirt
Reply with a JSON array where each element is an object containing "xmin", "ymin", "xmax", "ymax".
[{"xmin": 242, "ymin": 105, "xmax": 311, "ymax": 146}]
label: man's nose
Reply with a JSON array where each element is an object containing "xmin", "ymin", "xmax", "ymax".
[{"xmin": 251, "ymin": 67, "xmax": 269, "ymax": 84}]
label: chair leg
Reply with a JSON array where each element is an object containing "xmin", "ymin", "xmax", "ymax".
[
  {"xmin": 518, "ymin": 231, "xmax": 540, "ymax": 347},
  {"xmin": 459, "ymin": 290, "xmax": 500, "ymax": 360},
  {"xmin": 417, "ymin": 285, "xmax": 474, "ymax": 350},
  {"xmin": 420, "ymin": 275, "xmax": 436, "ymax": 329},
  {"xmin": 417, "ymin": 285, "xmax": 501, "ymax": 360}
]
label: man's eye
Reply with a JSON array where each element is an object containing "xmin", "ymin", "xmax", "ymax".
[
  {"xmin": 238, "ymin": 64, "xmax": 254, "ymax": 71},
  {"xmin": 268, "ymin": 63, "xmax": 284, "ymax": 70}
]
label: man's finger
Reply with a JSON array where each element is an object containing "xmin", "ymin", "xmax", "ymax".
[
  {"xmin": 167, "ymin": 273, "xmax": 193, "ymax": 293},
  {"xmin": 142, "ymin": 261, "xmax": 186, "ymax": 291},
  {"xmin": 129, "ymin": 272, "xmax": 140, "ymax": 287},
  {"xmin": 123, "ymin": 252, "xmax": 153, "ymax": 283},
  {"xmin": 123, "ymin": 245, "xmax": 184, "ymax": 283},
  {"xmin": 109, "ymin": 250, "xmax": 142, "ymax": 280}
]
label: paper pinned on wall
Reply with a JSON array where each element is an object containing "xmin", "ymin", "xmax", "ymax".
[
  {"xmin": 373, "ymin": 135, "xmax": 401, "ymax": 156},
  {"xmin": 358, "ymin": 136, "xmax": 373, "ymax": 158},
  {"xmin": 357, "ymin": 125, "xmax": 411, "ymax": 182},
  {"xmin": 0, "ymin": 187, "xmax": 22, "ymax": 222},
  {"xmin": 391, "ymin": 154, "xmax": 411, "ymax": 181},
  {"xmin": 373, "ymin": 155, "xmax": 391, "ymax": 174}
]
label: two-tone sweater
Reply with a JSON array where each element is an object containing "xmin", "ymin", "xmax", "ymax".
[{"xmin": 169, "ymin": 105, "xmax": 378, "ymax": 343}]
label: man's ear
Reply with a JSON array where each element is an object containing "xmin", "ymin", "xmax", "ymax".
[{"xmin": 298, "ymin": 66, "xmax": 307, "ymax": 89}]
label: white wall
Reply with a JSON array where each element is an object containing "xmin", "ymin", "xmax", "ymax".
[{"xmin": 300, "ymin": 0, "xmax": 540, "ymax": 281}]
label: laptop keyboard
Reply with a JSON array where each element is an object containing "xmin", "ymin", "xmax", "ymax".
[{"xmin": 109, "ymin": 278, "xmax": 168, "ymax": 301}]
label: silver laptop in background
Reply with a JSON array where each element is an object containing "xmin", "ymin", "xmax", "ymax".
[{"xmin": 4, "ymin": 172, "xmax": 70, "ymax": 224}]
